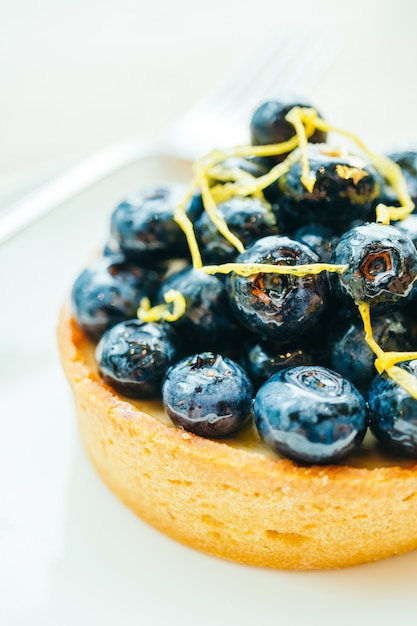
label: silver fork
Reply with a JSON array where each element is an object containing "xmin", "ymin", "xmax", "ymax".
[{"xmin": 0, "ymin": 29, "xmax": 341, "ymax": 246}]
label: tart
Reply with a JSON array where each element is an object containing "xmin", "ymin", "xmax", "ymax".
[
  {"xmin": 58, "ymin": 302, "xmax": 417, "ymax": 570},
  {"xmin": 59, "ymin": 101, "xmax": 417, "ymax": 570}
]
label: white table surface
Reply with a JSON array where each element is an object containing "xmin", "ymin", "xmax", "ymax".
[{"xmin": 2, "ymin": 1, "xmax": 417, "ymax": 625}]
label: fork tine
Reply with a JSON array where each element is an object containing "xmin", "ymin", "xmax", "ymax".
[
  {"xmin": 195, "ymin": 32, "xmax": 308, "ymax": 117},
  {"xmin": 216, "ymin": 36, "xmax": 301, "ymax": 107},
  {"xmin": 167, "ymin": 27, "xmax": 342, "ymax": 156},
  {"xmin": 283, "ymin": 30, "xmax": 342, "ymax": 95},
  {"xmin": 177, "ymin": 25, "xmax": 340, "ymax": 143}
]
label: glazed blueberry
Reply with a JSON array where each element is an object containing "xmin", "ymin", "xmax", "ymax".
[
  {"xmin": 227, "ymin": 235, "xmax": 328, "ymax": 343},
  {"xmin": 331, "ymin": 222, "xmax": 417, "ymax": 311},
  {"xmin": 294, "ymin": 224, "xmax": 339, "ymax": 263},
  {"xmin": 379, "ymin": 149, "xmax": 417, "ymax": 207},
  {"xmin": 110, "ymin": 184, "xmax": 200, "ymax": 264},
  {"xmin": 241, "ymin": 339, "xmax": 312, "ymax": 390},
  {"xmin": 194, "ymin": 195, "xmax": 278, "ymax": 263},
  {"xmin": 327, "ymin": 310, "xmax": 411, "ymax": 394},
  {"xmin": 162, "ymin": 352, "xmax": 253, "ymax": 438},
  {"xmin": 367, "ymin": 360, "xmax": 417, "ymax": 456},
  {"xmin": 156, "ymin": 266, "xmax": 243, "ymax": 353},
  {"xmin": 96, "ymin": 319, "xmax": 178, "ymax": 398},
  {"xmin": 250, "ymin": 99, "xmax": 327, "ymax": 162},
  {"xmin": 393, "ymin": 214, "xmax": 417, "ymax": 248},
  {"xmin": 254, "ymin": 366, "xmax": 367, "ymax": 464},
  {"xmin": 278, "ymin": 145, "xmax": 380, "ymax": 233},
  {"xmin": 71, "ymin": 255, "xmax": 158, "ymax": 342}
]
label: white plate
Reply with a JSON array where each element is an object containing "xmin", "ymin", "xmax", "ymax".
[{"xmin": 1, "ymin": 154, "xmax": 417, "ymax": 626}]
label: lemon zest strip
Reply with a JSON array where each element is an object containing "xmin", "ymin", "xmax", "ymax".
[
  {"xmin": 232, "ymin": 136, "xmax": 300, "ymax": 158},
  {"xmin": 357, "ymin": 301, "xmax": 417, "ymax": 399},
  {"xmin": 173, "ymin": 177, "xmax": 203, "ymax": 269},
  {"xmin": 194, "ymin": 161, "xmax": 245, "ymax": 254},
  {"xmin": 285, "ymin": 107, "xmax": 316, "ymax": 193},
  {"xmin": 382, "ymin": 365, "xmax": 417, "ymax": 400},
  {"xmin": 376, "ymin": 351, "xmax": 417, "ymax": 371},
  {"xmin": 214, "ymin": 150, "xmax": 300, "ymax": 200},
  {"xmin": 200, "ymin": 262, "xmax": 348, "ymax": 277},
  {"xmin": 137, "ymin": 289, "xmax": 186, "ymax": 323}
]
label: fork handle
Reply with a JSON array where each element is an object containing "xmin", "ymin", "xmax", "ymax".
[{"xmin": 0, "ymin": 138, "xmax": 157, "ymax": 246}]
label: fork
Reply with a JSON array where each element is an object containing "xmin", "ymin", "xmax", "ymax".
[{"xmin": 0, "ymin": 29, "xmax": 341, "ymax": 246}]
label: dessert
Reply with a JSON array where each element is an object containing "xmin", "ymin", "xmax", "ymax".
[{"xmin": 58, "ymin": 98, "xmax": 417, "ymax": 570}]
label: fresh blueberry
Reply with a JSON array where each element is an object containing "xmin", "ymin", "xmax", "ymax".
[
  {"xmin": 379, "ymin": 149, "xmax": 417, "ymax": 208},
  {"xmin": 393, "ymin": 214, "xmax": 417, "ymax": 248},
  {"xmin": 367, "ymin": 360, "xmax": 417, "ymax": 456},
  {"xmin": 227, "ymin": 235, "xmax": 328, "ymax": 343},
  {"xmin": 278, "ymin": 144, "xmax": 380, "ymax": 233},
  {"xmin": 110, "ymin": 184, "xmax": 199, "ymax": 264},
  {"xmin": 162, "ymin": 352, "xmax": 253, "ymax": 438},
  {"xmin": 240, "ymin": 339, "xmax": 312, "ymax": 390},
  {"xmin": 96, "ymin": 319, "xmax": 178, "ymax": 398},
  {"xmin": 254, "ymin": 365, "xmax": 367, "ymax": 464},
  {"xmin": 249, "ymin": 98, "xmax": 327, "ymax": 162},
  {"xmin": 331, "ymin": 222, "xmax": 417, "ymax": 311},
  {"xmin": 156, "ymin": 266, "xmax": 243, "ymax": 354},
  {"xmin": 71, "ymin": 255, "xmax": 158, "ymax": 342},
  {"xmin": 194, "ymin": 195, "xmax": 279, "ymax": 264},
  {"xmin": 327, "ymin": 309, "xmax": 411, "ymax": 394},
  {"xmin": 294, "ymin": 223, "xmax": 339, "ymax": 263}
]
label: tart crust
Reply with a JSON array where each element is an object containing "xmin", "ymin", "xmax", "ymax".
[{"xmin": 58, "ymin": 303, "xmax": 417, "ymax": 569}]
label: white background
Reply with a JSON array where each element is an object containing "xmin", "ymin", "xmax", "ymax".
[
  {"xmin": 2, "ymin": 1, "xmax": 417, "ymax": 625},
  {"xmin": 2, "ymin": 0, "xmax": 417, "ymax": 179}
]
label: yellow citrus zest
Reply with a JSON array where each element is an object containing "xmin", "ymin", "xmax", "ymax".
[
  {"xmin": 200, "ymin": 262, "xmax": 348, "ymax": 278},
  {"xmin": 358, "ymin": 301, "xmax": 417, "ymax": 399},
  {"xmin": 173, "ymin": 177, "xmax": 203, "ymax": 269},
  {"xmin": 137, "ymin": 289, "xmax": 187, "ymax": 323},
  {"xmin": 194, "ymin": 161, "xmax": 245, "ymax": 255},
  {"xmin": 285, "ymin": 106, "xmax": 317, "ymax": 193}
]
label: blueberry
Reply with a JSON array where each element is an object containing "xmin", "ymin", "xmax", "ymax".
[
  {"xmin": 367, "ymin": 360, "xmax": 417, "ymax": 456},
  {"xmin": 393, "ymin": 214, "xmax": 417, "ymax": 248},
  {"xmin": 227, "ymin": 235, "xmax": 328, "ymax": 343},
  {"xmin": 278, "ymin": 144, "xmax": 380, "ymax": 233},
  {"xmin": 110, "ymin": 184, "xmax": 199, "ymax": 264},
  {"xmin": 162, "ymin": 352, "xmax": 253, "ymax": 438},
  {"xmin": 379, "ymin": 149, "xmax": 417, "ymax": 208},
  {"xmin": 194, "ymin": 195, "xmax": 278, "ymax": 263},
  {"xmin": 240, "ymin": 339, "xmax": 312, "ymax": 391},
  {"xmin": 331, "ymin": 222, "xmax": 417, "ymax": 311},
  {"xmin": 156, "ymin": 266, "xmax": 243, "ymax": 353},
  {"xmin": 249, "ymin": 99, "xmax": 327, "ymax": 162},
  {"xmin": 254, "ymin": 365, "xmax": 367, "ymax": 464},
  {"xmin": 96, "ymin": 319, "xmax": 178, "ymax": 398},
  {"xmin": 294, "ymin": 223, "xmax": 339, "ymax": 263},
  {"xmin": 327, "ymin": 309, "xmax": 411, "ymax": 393},
  {"xmin": 71, "ymin": 255, "xmax": 158, "ymax": 342}
]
